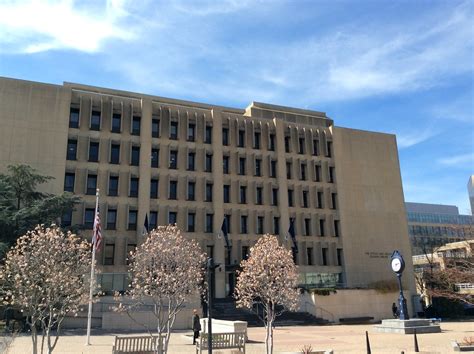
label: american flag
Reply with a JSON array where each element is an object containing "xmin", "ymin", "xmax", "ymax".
[{"xmin": 92, "ymin": 207, "xmax": 102, "ymax": 251}]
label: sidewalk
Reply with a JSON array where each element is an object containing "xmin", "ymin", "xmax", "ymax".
[{"xmin": 2, "ymin": 321, "xmax": 473, "ymax": 353}]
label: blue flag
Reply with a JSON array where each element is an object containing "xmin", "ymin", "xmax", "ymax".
[
  {"xmin": 220, "ymin": 218, "xmax": 231, "ymax": 249},
  {"xmin": 142, "ymin": 213, "xmax": 149, "ymax": 236},
  {"xmin": 288, "ymin": 218, "xmax": 298, "ymax": 253}
]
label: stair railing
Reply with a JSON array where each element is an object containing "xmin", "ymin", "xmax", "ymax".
[{"xmin": 302, "ymin": 301, "xmax": 335, "ymax": 323}]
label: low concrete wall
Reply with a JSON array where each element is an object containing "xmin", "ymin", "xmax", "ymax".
[{"xmin": 200, "ymin": 318, "xmax": 247, "ymax": 334}]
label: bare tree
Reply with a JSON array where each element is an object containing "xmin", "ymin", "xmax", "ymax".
[
  {"xmin": 235, "ymin": 234, "xmax": 299, "ymax": 354},
  {"xmin": 116, "ymin": 225, "xmax": 206, "ymax": 354},
  {"xmin": 0, "ymin": 225, "xmax": 91, "ymax": 354}
]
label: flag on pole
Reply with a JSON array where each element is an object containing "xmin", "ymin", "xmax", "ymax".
[
  {"xmin": 288, "ymin": 218, "xmax": 298, "ymax": 253},
  {"xmin": 219, "ymin": 218, "xmax": 231, "ymax": 249},
  {"xmin": 142, "ymin": 213, "xmax": 149, "ymax": 237},
  {"xmin": 92, "ymin": 207, "xmax": 102, "ymax": 251}
]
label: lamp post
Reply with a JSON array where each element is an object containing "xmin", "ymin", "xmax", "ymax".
[
  {"xmin": 206, "ymin": 257, "xmax": 219, "ymax": 354},
  {"xmin": 391, "ymin": 250, "xmax": 409, "ymax": 320}
]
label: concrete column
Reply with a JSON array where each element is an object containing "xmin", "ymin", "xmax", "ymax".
[{"xmin": 274, "ymin": 118, "xmax": 290, "ymax": 247}]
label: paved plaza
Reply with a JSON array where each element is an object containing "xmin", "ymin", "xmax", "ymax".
[{"xmin": 2, "ymin": 321, "xmax": 473, "ymax": 353}]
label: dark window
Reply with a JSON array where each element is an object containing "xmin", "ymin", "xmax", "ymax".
[
  {"xmin": 257, "ymin": 216, "xmax": 264, "ymax": 234},
  {"xmin": 240, "ymin": 215, "xmax": 248, "ymax": 234},
  {"xmin": 152, "ymin": 118, "xmax": 160, "ymax": 138},
  {"xmin": 322, "ymin": 248, "xmax": 328, "ymax": 266},
  {"xmin": 205, "ymin": 125, "xmax": 212, "ymax": 144},
  {"xmin": 107, "ymin": 209, "xmax": 117, "ymax": 229},
  {"xmin": 272, "ymin": 188, "xmax": 278, "ymax": 206},
  {"xmin": 206, "ymin": 183, "xmax": 213, "ymax": 202},
  {"xmin": 90, "ymin": 110, "xmax": 101, "ymax": 130},
  {"xmin": 329, "ymin": 167, "xmax": 335, "ymax": 183},
  {"xmin": 300, "ymin": 163, "xmax": 307, "ymax": 180},
  {"xmin": 288, "ymin": 189, "xmax": 294, "ymax": 207},
  {"xmin": 149, "ymin": 211, "xmax": 158, "ymax": 229},
  {"xmin": 317, "ymin": 191, "xmax": 324, "ymax": 208},
  {"xmin": 269, "ymin": 134, "xmax": 276, "ymax": 151},
  {"xmin": 187, "ymin": 123, "xmax": 196, "ymax": 142},
  {"xmin": 188, "ymin": 181, "xmax": 195, "ymax": 200},
  {"xmin": 319, "ymin": 219, "xmax": 325, "ymax": 236},
  {"xmin": 286, "ymin": 162, "xmax": 292, "ymax": 179},
  {"xmin": 304, "ymin": 218, "xmax": 311, "ymax": 236},
  {"xmin": 334, "ymin": 220, "xmax": 340, "ymax": 237},
  {"xmin": 225, "ymin": 214, "xmax": 231, "ymax": 233},
  {"xmin": 187, "ymin": 152, "xmax": 195, "ymax": 171},
  {"xmin": 207, "ymin": 245, "xmax": 214, "ymax": 259},
  {"xmin": 64, "ymin": 172, "xmax": 75, "ymax": 192},
  {"xmin": 84, "ymin": 208, "xmax": 95, "ymax": 229},
  {"xmin": 240, "ymin": 186, "xmax": 247, "ymax": 204},
  {"xmin": 187, "ymin": 212, "xmax": 196, "ymax": 232},
  {"xmin": 151, "ymin": 148, "xmax": 159, "ymax": 168},
  {"xmin": 89, "ymin": 141, "xmax": 99, "ymax": 162},
  {"xmin": 112, "ymin": 113, "xmax": 121, "ymax": 133},
  {"xmin": 255, "ymin": 159, "xmax": 262, "ymax": 176},
  {"xmin": 337, "ymin": 248, "xmax": 343, "ymax": 266},
  {"xmin": 222, "ymin": 128, "xmax": 229, "ymax": 145},
  {"xmin": 238, "ymin": 130, "xmax": 245, "ymax": 147},
  {"xmin": 169, "ymin": 150, "xmax": 178, "ymax": 169},
  {"xmin": 299, "ymin": 137, "xmax": 305, "ymax": 154},
  {"xmin": 242, "ymin": 246, "xmax": 249, "ymax": 260},
  {"xmin": 223, "ymin": 156, "xmax": 230, "ymax": 174},
  {"xmin": 223, "ymin": 185, "xmax": 230, "ymax": 203},
  {"xmin": 254, "ymin": 132, "xmax": 261, "ymax": 149},
  {"xmin": 132, "ymin": 116, "xmax": 141, "ymax": 135},
  {"xmin": 69, "ymin": 107, "xmax": 79, "ymax": 128},
  {"xmin": 67, "ymin": 139, "xmax": 77, "ymax": 160},
  {"xmin": 331, "ymin": 193, "xmax": 337, "ymax": 210},
  {"xmin": 130, "ymin": 177, "xmax": 139, "ymax": 197},
  {"xmin": 168, "ymin": 211, "xmax": 177, "ymax": 225},
  {"xmin": 110, "ymin": 144, "xmax": 120, "ymax": 164},
  {"xmin": 302, "ymin": 191, "xmax": 309, "ymax": 208},
  {"xmin": 273, "ymin": 217, "xmax": 280, "ymax": 234},
  {"xmin": 128, "ymin": 210, "xmax": 137, "ymax": 230},
  {"xmin": 131, "ymin": 146, "xmax": 140, "ymax": 166},
  {"xmin": 104, "ymin": 244, "xmax": 115, "ymax": 265},
  {"xmin": 307, "ymin": 248, "xmax": 313, "ymax": 265},
  {"xmin": 313, "ymin": 139, "xmax": 319, "ymax": 156},
  {"xmin": 87, "ymin": 174, "xmax": 97, "ymax": 195},
  {"xmin": 205, "ymin": 153, "xmax": 212, "ymax": 172},
  {"xmin": 256, "ymin": 187, "xmax": 263, "ymax": 205},
  {"xmin": 315, "ymin": 165, "xmax": 322, "ymax": 182},
  {"xmin": 109, "ymin": 176, "xmax": 119, "ymax": 196},
  {"xmin": 61, "ymin": 210, "xmax": 72, "ymax": 227},
  {"xmin": 150, "ymin": 179, "xmax": 158, "ymax": 199},
  {"xmin": 169, "ymin": 180, "xmax": 177, "ymax": 200},
  {"xmin": 270, "ymin": 160, "xmax": 277, "ymax": 178},
  {"xmin": 326, "ymin": 141, "xmax": 332, "ymax": 157},
  {"xmin": 284, "ymin": 136, "xmax": 290, "ymax": 153},
  {"xmin": 206, "ymin": 214, "xmax": 213, "ymax": 233},
  {"xmin": 239, "ymin": 157, "xmax": 246, "ymax": 175},
  {"xmin": 170, "ymin": 121, "xmax": 178, "ymax": 140}
]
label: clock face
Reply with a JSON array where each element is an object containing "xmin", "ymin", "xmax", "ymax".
[{"xmin": 391, "ymin": 258, "xmax": 402, "ymax": 272}]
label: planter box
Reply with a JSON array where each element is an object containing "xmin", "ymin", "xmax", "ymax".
[{"xmin": 452, "ymin": 341, "xmax": 474, "ymax": 352}]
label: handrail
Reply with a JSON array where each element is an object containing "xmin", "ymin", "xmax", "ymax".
[{"xmin": 301, "ymin": 300, "xmax": 335, "ymax": 323}]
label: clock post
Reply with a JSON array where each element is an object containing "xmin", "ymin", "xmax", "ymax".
[{"xmin": 391, "ymin": 250, "xmax": 409, "ymax": 320}]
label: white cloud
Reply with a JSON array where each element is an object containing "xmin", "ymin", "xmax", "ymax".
[
  {"xmin": 0, "ymin": 0, "xmax": 134, "ymax": 53},
  {"xmin": 396, "ymin": 128, "xmax": 439, "ymax": 149},
  {"xmin": 437, "ymin": 153, "xmax": 474, "ymax": 166},
  {"xmin": 430, "ymin": 91, "xmax": 474, "ymax": 123}
]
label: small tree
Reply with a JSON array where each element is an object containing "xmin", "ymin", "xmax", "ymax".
[
  {"xmin": 0, "ymin": 225, "xmax": 91, "ymax": 354},
  {"xmin": 235, "ymin": 234, "xmax": 299, "ymax": 354},
  {"xmin": 117, "ymin": 225, "xmax": 206, "ymax": 353}
]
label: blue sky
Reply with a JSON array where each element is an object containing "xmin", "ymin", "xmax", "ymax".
[{"xmin": 0, "ymin": 0, "xmax": 473, "ymax": 213}]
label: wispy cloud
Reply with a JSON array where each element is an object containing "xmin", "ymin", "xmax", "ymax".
[
  {"xmin": 429, "ymin": 91, "xmax": 474, "ymax": 123},
  {"xmin": 396, "ymin": 128, "xmax": 439, "ymax": 149},
  {"xmin": 437, "ymin": 153, "xmax": 474, "ymax": 166}
]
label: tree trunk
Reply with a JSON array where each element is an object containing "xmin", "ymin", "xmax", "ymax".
[{"xmin": 31, "ymin": 326, "xmax": 38, "ymax": 354}]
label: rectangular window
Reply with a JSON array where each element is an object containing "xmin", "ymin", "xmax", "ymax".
[
  {"xmin": 152, "ymin": 118, "xmax": 160, "ymax": 138},
  {"xmin": 257, "ymin": 216, "xmax": 264, "ymax": 234},
  {"xmin": 90, "ymin": 110, "xmax": 101, "ymax": 131},
  {"xmin": 300, "ymin": 163, "xmax": 307, "ymax": 180},
  {"xmin": 223, "ymin": 156, "xmax": 230, "ymax": 174},
  {"xmin": 273, "ymin": 217, "xmax": 280, "ymax": 235},
  {"xmin": 270, "ymin": 160, "xmax": 277, "ymax": 178},
  {"xmin": 169, "ymin": 180, "xmax": 177, "ymax": 200},
  {"xmin": 331, "ymin": 193, "xmax": 337, "ymax": 210},
  {"xmin": 107, "ymin": 209, "xmax": 117, "ymax": 229},
  {"xmin": 239, "ymin": 157, "xmax": 246, "ymax": 175},
  {"xmin": 187, "ymin": 123, "xmax": 196, "ymax": 142},
  {"xmin": 130, "ymin": 177, "xmax": 139, "ymax": 197},
  {"xmin": 242, "ymin": 246, "xmax": 249, "ymax": 260},
  {"xmin": 89, "ymin": 141, "xmax": 99, "ymax": 162},
  {"xmin": 337, "ymin": 248, "xmax": 343, "ymax": 266},
  {"xmin": 132, "ymin": 116, "xmax": 141, "ymax": 135},
  {"xmin": 225, "ymin": 214, "xmax": 231, "ymax": 233},
  {"xmin": 110, "ymin": 143, "xmax": 120, "ymax": 164},
  {"xmin": 84, "ymin": 208, "xmax": 95, "ymax": 229},
  {"xmin": 206, "ymin": 183, "xmax": 213, "ymax": 202},
  {"xmin": 254, "ymin": 132, "xmax": 261, "ymax": 149},
  {"xmin": 286, "ymin": 162, "xmax": 292, "ymax": 179},
  {"xmin": 69, "ymin": 107, "xmax": 79, "ymax": 128},
  {"xmin": 269, "ymin": 134, "xmax": 276, "ymax": 151},
  {"xmin": 313, "ymin": 139, "xmax": 319, "ymax": 156},
  {"xmin": 288, "ymin": 189, "xmax": 294, "ymax": 207},
  {"xmin": 255, "ymin": 159, "xmax": 262, "ymax": 177},
  {"xmin": 188, "ymin": 181, "xmax": 195, "ymax": 201},
  {"xmin": 112, "ymin": 113, "xmax": 121, "ymax": 133},
  {"xmin": 223, "ymin": 185, "xmax": 230, "ymax": 203},
  {"xmin": 240, "ymin": 215, "xmax": 248, "ymax": 234},
  {"xmin": 126, "ymin": 244, "xmax": 136, "ymax": 265},
  {"xmin": 326, "ymin": 141, "xmax": 332, "ymax": 157},
  {"xmin": 150, "ymin": 179, "xmax": 159, "ymax": 199},
  {"xmin": 187, "ymin": 152, "xmax": 195, "ymax": 171},
  {"xmin": 150, "ymin": 211, "xmax": 158, "ymax": 229},
  {"xmin": 238, "ymin": 130, "xmax": 245, "ymax": 147},
  {"xmin": 299, "ymin": 137, "xmax": 305, "ymax": 154},
  {"xmin": 64, "ymin": 172, "xmax": 75, "ymax": 192},
  {"xmin": 284, "ymin": 136, "xmax": 290, "ymax": 153},
  {"xmin": 108, "ymin": 176, "xmax": 119, "ymax": 196},
  {"xmin": 315, "ymin": 165, "xmax": 322, "ymax": 182},
  {"xmin": 87, "ymin": 174, "xmax": 97, "ymax": 195},
  {"xmin": 334, "ymin": 220, "xmax": 340, "ymax": 237},
  {"xmin": 205, "ymin": 125, "xmax": 212, "ymax": 144},
  {"xmin": 131, "ymin": 146, "xmax": 140, "ymax": 166},
  {"xmin": 222, "ymin": 128, "xmax": 229, "ymax": 146},
  {"xmin": 62, "ymin": 210, "xmax": 72, "ymax": 227},
  {"xmin": 317, "ymin": 191, "xmax": 324, "ymax": 209},
  {"xmin": 304, "ymin": 218, "xmax": 311, "ymax": 236},
  {"xmin": 319, "ymin": 219, "xmax": 325, "ymax": 236},
  {"xmin": 169, "ymin": 150, "xmax": 178, "ymax": 169},
  {"xmin": 205, "ymin": 153, "xmax": 213, "ymax": 172},
  {"xmin": 205, "ymin": 214, "xmax": 213, "ymax": 233},
  {"xmin": 168, "ymin": 211, "xmax": 177, "ymax": 225},
  {"xmin": 104, "ymin": 244, "xmax": 115, "ymax": 265},
  {"xmin": 256, "ymin": 187, "xmax": 263, "ymax": 205},
  {"xmin": 151, "ymin": 148, "xmax": 159, "ymax": 168},
  {"xmin": 170, "ymin": 121, "xmax": 178, "ymax": 140},
  {"xmin": 329, "ymin": 167, "xmax": 335, "ymax": 183},
  {"xmin": 187, "ymin": 212, "xmax": 196, "ymax": 232},
  {"xmin": 307, "ymin": 248, "xmax": 313, "ymax": 266},
  {"xmin": 67, "ymin": 139, "xmax": 77, "ymax": 160},
  {"xmin": 240, "ymin": 186, "xmax": 247, "ymax": 204},
  {"xmin": 272, "ymin": 188, "xmax": 278, "ymax": 206},
  {"xmin": 128, "ymin": 210, "xmax": 137, "ymax": 230},
  {"xmin": 322, "ymin": 248, "xmax": 328, "ymax": 266},
  {"xmin": 302, "ymin": 191, "xmax": 309, "ymax": 208}
]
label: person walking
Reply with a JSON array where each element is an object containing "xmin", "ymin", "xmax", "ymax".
[
  {"xmin": 192, "ymin": 309, "xmax": 201, "ymax": 345},
  {"xmin": 392, "ymin": 302, "xmax": 398, "ymax": 318}
]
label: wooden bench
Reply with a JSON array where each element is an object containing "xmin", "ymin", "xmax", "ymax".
[
  {"xmin": 339, "ymin": 316, "xmax": 374, "ymax": 324},
  {"xmin": 112, "ymin": 335, "xmax": 163, "ymax": 354},
  {"xmin": 196, "ymin": 332, "xmax": 246, "ymax": 354}
]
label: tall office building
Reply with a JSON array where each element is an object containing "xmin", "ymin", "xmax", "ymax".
[
  {"xmin": 0, "ymin": 77, "xmax": 415, "ymax": 299},
  {"xmin": 468, "ymin": 175, "xmax": 474, "ymax": 215}
]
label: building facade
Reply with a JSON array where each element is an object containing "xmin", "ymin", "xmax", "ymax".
[
  {"xmin": 468, "ymin": 175, "xmax": 474, "ymax": 215},
  {"xmin": 0, "ymin": 77, "xmax": 415, "ymax": 300}
]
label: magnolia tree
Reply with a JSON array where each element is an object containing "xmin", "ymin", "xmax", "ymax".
[
  {"xmin": 235, "ymin": 234, "xmax": 299, "ymax": 354},
  {"xmin": 116, "ymin": 225, "xmax": 206, "ymax": 353},
  {"xmin": 0, "ymin": 225, "xmax": 91, "ymax": 354}
]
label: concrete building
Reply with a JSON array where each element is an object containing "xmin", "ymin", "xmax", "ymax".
[
  {"xmin": 0, "ymin": 77, "xmax": 415, "ymax": 310},
  {"xmin": 468, "ymin": 175, "xmax": 474, "ymax": 215}
]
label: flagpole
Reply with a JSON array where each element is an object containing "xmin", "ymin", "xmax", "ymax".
[{"xmin": 86, "ymin": 188, "xmax": 99, "ymax": 345}]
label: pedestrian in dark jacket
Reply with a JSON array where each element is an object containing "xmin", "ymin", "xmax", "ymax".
[
  {"xmin": 192, "ymin": 309, "xmax": 201, "ymax": 345},
  {"xmin": 392, "ymin": 302, "xmax": 398, "ymax": 318}
]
